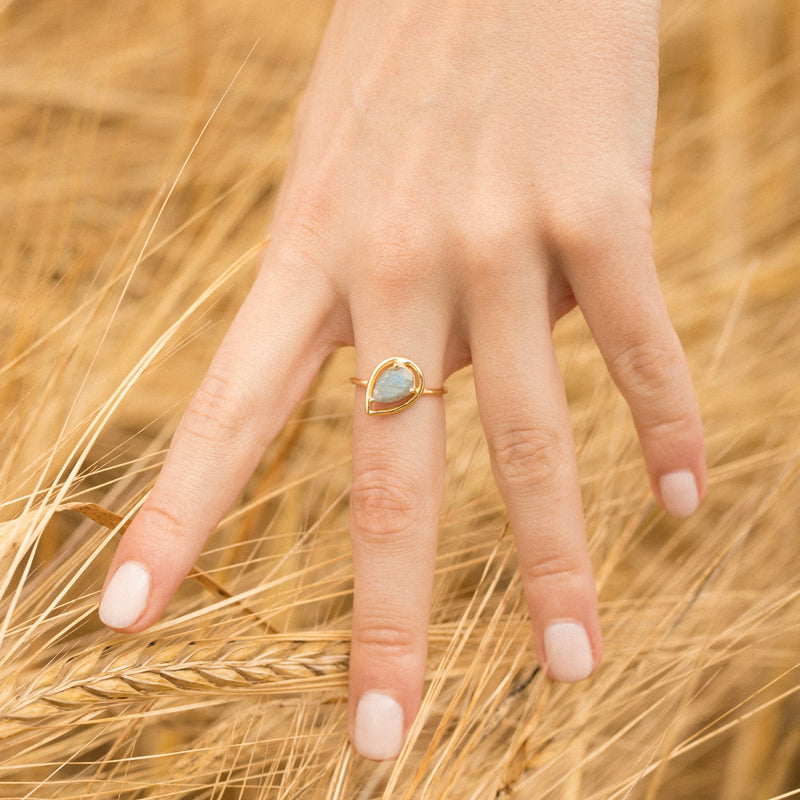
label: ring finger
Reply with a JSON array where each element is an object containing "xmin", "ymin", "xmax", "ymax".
[{"xmin": 347, "ymin": 305, "xmax": 450, "ymax": 761}]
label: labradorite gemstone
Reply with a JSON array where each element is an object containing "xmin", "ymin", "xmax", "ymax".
[{"xmin": 372, "ymin": 364, "xmax": 415, "ymax": 403}]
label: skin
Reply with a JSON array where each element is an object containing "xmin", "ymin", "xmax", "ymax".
[{"xmin": 101, "ymin": 0, "xmax": 706, "ymax": 758}]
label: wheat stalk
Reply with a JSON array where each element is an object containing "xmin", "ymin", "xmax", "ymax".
[{"xmin": 4, "ymin": 636, "xmax": 350, "ymax": 727}]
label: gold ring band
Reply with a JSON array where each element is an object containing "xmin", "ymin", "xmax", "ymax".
[{"xmin": 350, "ymin": 357, "xmax": 446, "ymax": 416}]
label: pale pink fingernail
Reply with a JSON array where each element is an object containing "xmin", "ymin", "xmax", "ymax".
[
  {"xmin": 544, "ymin": 621, "xmax": 594, "ymax": 683},
  {"xmin": 99, "ymin": 561, "xmax": 150, "ymax": 629},
  {"xmin": 659, "ymin": 470, "xmax": 699, "ymax": 517},
  {"xmin": 354, "ymin": 692, "xmax": 404, "ymax": 760}
]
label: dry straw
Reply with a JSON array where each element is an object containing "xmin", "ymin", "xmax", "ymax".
[{"xmin": 1, "ymin": 0, "xmax": 799, "ymax": 797}]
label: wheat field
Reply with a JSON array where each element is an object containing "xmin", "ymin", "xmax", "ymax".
[{"xmin": 1, "ymin": 1, "xmax": 799, "ymax": 797}]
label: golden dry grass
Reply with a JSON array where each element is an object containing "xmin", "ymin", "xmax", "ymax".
[{"xmin": 1, "ymin": 0, "xmax": 799, "ymax": 797}]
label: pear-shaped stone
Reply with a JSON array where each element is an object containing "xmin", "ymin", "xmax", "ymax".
[{"xmin": 372, "ymin": 364, "xmax": 415, "ymax": 403}]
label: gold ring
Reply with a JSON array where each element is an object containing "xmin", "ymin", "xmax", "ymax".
[{"xmin": 350, "ymin": 357, "xmax": 446, "ymax": 416}]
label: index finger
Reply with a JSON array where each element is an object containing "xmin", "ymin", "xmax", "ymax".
[{"xmin": 98, "ymin": 255, "xmax": 336, "ymax": 630}]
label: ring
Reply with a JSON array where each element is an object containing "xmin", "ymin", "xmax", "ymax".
[{"xmin": 350, "ymin": 357, "xmax": 447, "ymax": 416}]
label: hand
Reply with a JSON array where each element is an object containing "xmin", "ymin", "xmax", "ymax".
[{"xmin": 98, "ymin": 0, "xmax": 705, "ymax": 761}]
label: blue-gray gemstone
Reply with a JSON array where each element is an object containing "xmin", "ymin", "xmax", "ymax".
[{"xmin": 372, "ymin": 365, "xmax": 415, "ymax": 403}]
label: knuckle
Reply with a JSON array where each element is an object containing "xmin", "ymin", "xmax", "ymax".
[
  {"xmin": 363, "ymin": 213, "xmax": 438, "ymax": 300},
  {"xmin": 543, "ymin": 194, "xmax": 608, "ymax": 256},
  {"xmin": 136, "ymin": 502, "xmax": 189, "ymax": 544},
  {"xmin": 363, "ymin": 260, "xmax": 425, "ymax": 301},
  {"xmin": 521, "ymin": 549, "xmax": 585, "ymax": 589},
  {"xmin": 365, "ymin": 262, "xmax": 425, "ymax": 302},
  {"xmin": 610, "ymin": 338, "xmax": 683, "ymax": 400},
  {"xmin": 460, "ymin": 213, "xmax": 528, "ymax": 289},
  {"xmin": 276, "ymin": 177, "xmax": 337, "ymax": 253},
  {"xmin": 540, "ymin": 180, "xmax": 651, "ymax": 259},
  {"xmin": 180, "ymin": 373, "xmax": 255, "ymax": 446},
  {"xmin": 607, "ymin": 336, "xmax": 702, "ymax": 448},
  {"xmin": 349, "ymin": 470, "xmax": 423, "ymax": 542},
  {"xmin": 271, "ymin": 183, "xmax": 344, "ymax": 296},
  {"xmin": 351, "ymin": 617, "xmax": 419, "ymax": 657},
  {"xmin": 638, "ymin": 408, "xmax": 699, "ymax": 443},
  {"xmin": 491, "ymin": 425, "xmax": 568, "ymax": 491}
]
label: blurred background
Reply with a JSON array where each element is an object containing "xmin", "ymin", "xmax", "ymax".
[{"xmin": 0, "ymin": 1, "xmax": 798, "ymax": 797}]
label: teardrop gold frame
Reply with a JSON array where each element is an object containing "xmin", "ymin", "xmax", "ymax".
[{"xmin": 365, "ymin": 357, "xmax": 425, "ymax": 416}]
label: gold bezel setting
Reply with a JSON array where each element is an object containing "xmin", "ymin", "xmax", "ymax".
[
  {"xmin": 365, "ymin": 357, "xmax": 424, "ymax": 415},
  {"xmin": 350, "ymin": 357, "xmax": 446, "ymax": 416}
]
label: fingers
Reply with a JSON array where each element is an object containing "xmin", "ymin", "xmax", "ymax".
[
  {"xmin": 98, "ymin": 253, "xmax": 336, "ymax": 631},
  {"xmin": 470, "ymin": 273, "xmax": 601, "ymax": 685},
  {"xmin": 555, "ymin": 197, "xmax": 706, "ymax": 517},
  {"xmin": 347, "ymin": 308, "xmax": 449, "ymax": 760}
]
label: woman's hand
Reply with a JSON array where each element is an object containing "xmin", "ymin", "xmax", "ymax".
[{"xmin": 98, "ymin": 0, "xmax": 705, "ymax": 761}]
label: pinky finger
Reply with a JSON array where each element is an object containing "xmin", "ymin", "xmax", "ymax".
[{"xmin": 564, "ymin": 217, "xmax": 706, "ymax": 517}]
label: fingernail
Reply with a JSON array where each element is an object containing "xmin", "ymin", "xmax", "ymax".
[
  {"xmin": 659, "ymin": 470, "xmax": 699, "ymax": 517},
  {"xmin": 544, "ymin": 621, "xmax": 594, "ymax": 683},
  {"xmin": 354, "ymin": 692, "xmax": 404, "ymax": 760},
  {"xmin": 99, "ymin": 561, "xmax": 150, "ymax": 629}
]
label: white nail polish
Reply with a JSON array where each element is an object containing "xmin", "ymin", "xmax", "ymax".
[
  {"xmin": 659, "ymin": 470, "xmax": 699, "ymax": 517},
  {"xmin": 544, "ymin": 621, "xmax": 594, "ymax": 683},
  {"xmin": 354, "ymin": 692, "xmax": 404, "ymax": 760},
  {"xmin": 99, "ymin": 561, "xmax": 150, "ymax": 629}
]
